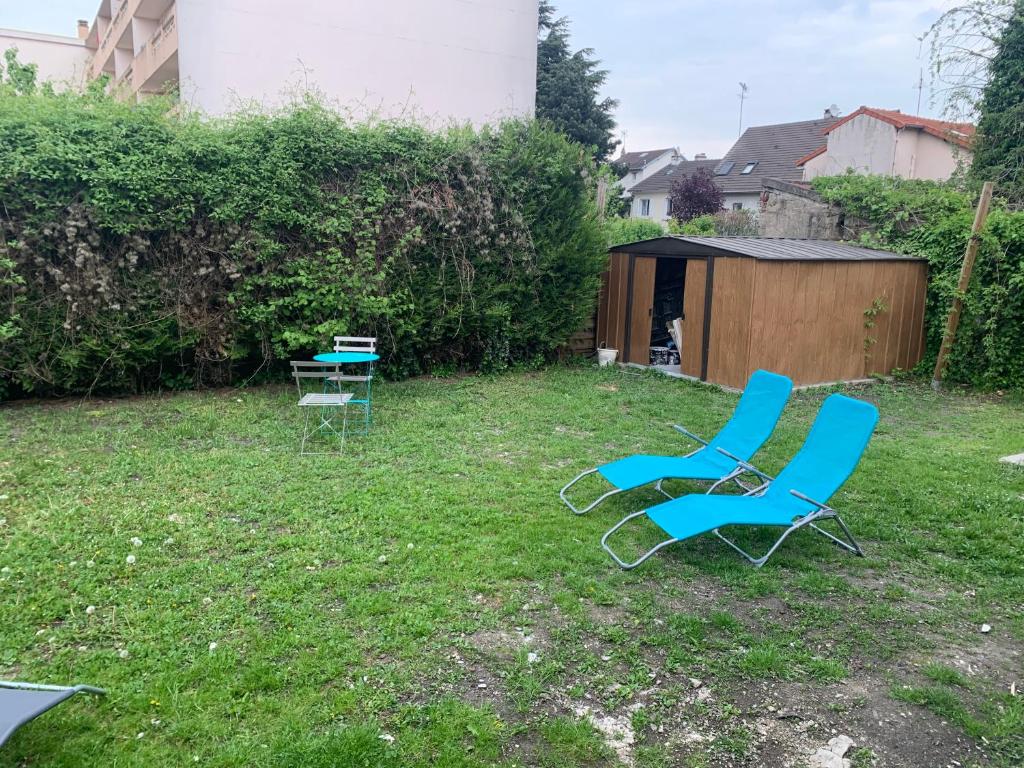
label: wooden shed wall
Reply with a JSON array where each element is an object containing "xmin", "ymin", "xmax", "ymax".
[
  {"xmin": 595, "ymin": 252, "xmax": 630, "ymax": 353},
  {"xmin": 679, "ymin": 259, "xmax": 707, "ymax": 378},
  {"xmin": 720, "ymin": 258, "xmax": 927, "ymax": 387}
]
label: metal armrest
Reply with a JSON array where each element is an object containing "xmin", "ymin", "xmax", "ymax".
[
  {"xmin": 789, "ymin": 489, "xmax": 833, "ymax": 511},
  {"xmin": 672, "ymin": 425, "xmax": 708, "ymax": 445},
  {"xmin": 714, "ymin": 446, "xmax": 774, "ymax": 482}
]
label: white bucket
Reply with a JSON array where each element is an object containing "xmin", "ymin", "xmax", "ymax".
[{"xmin": 597, "ymin": 347, "xmax": 618, "ymax": 367}]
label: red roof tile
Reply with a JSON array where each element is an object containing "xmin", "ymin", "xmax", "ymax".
[{"xmin": 824, "ymin": 107, "xmax": 974, "ymax": 149}]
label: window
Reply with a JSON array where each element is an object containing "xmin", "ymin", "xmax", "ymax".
[
  {"xmin": 666, "ymin": 198, "xmax": 673, "ymax": 216},
  {"xmin": 639, "ymin": 199, "xmax": 651, "ymax": 216},
  {"xmin": 741, "ymin": 162, "xmax": 758, "ymax": 174},
  {"xmin": 732, "ymin": 202, "xmax": 743, "ymax": 211},
  {"xmin": 714, "ymin": 161, "xmax": 735, "ymax": 176}
]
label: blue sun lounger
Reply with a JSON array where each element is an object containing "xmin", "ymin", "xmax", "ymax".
[
  {"xmin": 0, "ymin": 681, "xmax": 104, "ymax": 748},
  {"xmin": 601, "ymin": 393, "xmax": 879, "ymax": 569},
  {"xmin": 560, "ymin": 370, "xmax": 793, "ymax": 515}
]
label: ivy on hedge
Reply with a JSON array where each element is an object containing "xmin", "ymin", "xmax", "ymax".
[
  {"xmin": 0, "ymin": 86, "xmax": 607, "ymax": 396},
  {"xmin": 813, "ymin": 174, "xmax": 1024, "ymax": 390}
]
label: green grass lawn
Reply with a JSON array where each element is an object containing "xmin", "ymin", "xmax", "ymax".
[{"xmin": 1, "ymin": 366, "xmax": 1022, "ymax": 767}]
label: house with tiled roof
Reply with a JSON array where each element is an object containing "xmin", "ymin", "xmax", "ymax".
[
  {"xmin": 710, "ymin": 115, "xmax": 838, "ymax": 211},
  {"xmin": 626, "ymin": 155, "xmax": 720, "ymax": 222},
  {"xmin": 797, "ymin": 106, "xmax": 974, "ymax": 182},
  {"xmin": 616, "ymin": 147, "xmax": 682, "ymax": 193}
]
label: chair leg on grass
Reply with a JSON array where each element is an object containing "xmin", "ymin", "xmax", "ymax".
[
  {"xmin": 601, "ymin": 510, "xmax": 680, "ymax": 570},
  {"xmin": 713, "ymin": 510, "xmax": 864, "ymax": 568},
  {"xmin": 560, "ymin": 469, "xmax": 623, "ymax": 515},
  {"xmin": 808, "ymin": 513, "xmax": 864, "ymax": 557}
]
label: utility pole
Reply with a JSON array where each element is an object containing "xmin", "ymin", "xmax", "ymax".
[
  {"xmin": 915, "ymin": 68, "xmax": 924, "ymax": 114},
  {"xmin": 738, "ymin": 82, "xmax": 749, "ymax": 137},
  {"xmin": 931, "ymin": 181, "xmax": 994, "ymax": 390}
]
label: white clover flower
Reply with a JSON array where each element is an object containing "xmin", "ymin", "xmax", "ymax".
[
  {"xmin": 377, "ymin": 555, "xmax": 387, "ymax": 564},
  {"xmin": 118, "ymin": 649, "xmax": 129, "ymax": 659},
  {"xmin": 85, "ymin": 605, "xmax": 96, "ymax": 615},
  {"xmin": 126, "ymin": 554, "xmax": 136, "ymax": 565},
  {"xmin": 86, "ymin": 560, "xmax": 95, "ymax": 567},
  {"xmin": 130, "ymin": 537, "xmax": 143, "ymax": 547},
  {"xmin": 407, "ymin": 543, "xmax": 414, "ymax": 550},
  {"xmin": 208, "ymin": 641, "xmax": 218, "ymax": 652},
  {"xmin": 379, "ymin": 734, "xmax": 395, "ymax": 744}
]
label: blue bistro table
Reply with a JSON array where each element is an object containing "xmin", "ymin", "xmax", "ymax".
[{"xmin": 313, "ymin": 352, "xmax": 379, "ymax": 433}]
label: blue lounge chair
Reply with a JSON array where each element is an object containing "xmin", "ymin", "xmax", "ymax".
[
  {"xmin": 601, "ymin": 394, "xmax": 879, "ymax": 569},
  {"xmin": 0, "ymin": 681, "xmax": 104, "ymax": 748},
  {"xmin": 560, "ymin": 370, "xmax": 793, "ymax": 515}
]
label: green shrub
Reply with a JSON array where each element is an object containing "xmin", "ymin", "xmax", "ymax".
[
  {"xmin": 0, "ymin": 84, "xmax": 606, "ymax": 395},
  {"xmin": 813, "ymin": 174, "xmax": 1024, "ymax": 389},
  {"xmin": 603, "ymin": 216, "xmax": 663, "ymax": 247}
]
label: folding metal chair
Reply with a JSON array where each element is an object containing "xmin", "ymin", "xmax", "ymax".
[
  {"xmin": 0, "ymin": 680, "xmax": 105, "ymax": 748},
  {"xmin": 601, "ymin": 394, "xmax": 879, "ymax": 569},
  {"xmin": 291, "ymin": 361, "xmax": 353, "ymax": 454},
  {"xmin": 329, "ymin": 336, "xmax": 376, "ymax": 435}
]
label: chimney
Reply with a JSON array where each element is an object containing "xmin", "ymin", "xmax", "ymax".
[
  {"xmin": 694, "ymin": 153, "xmax": 707, "ymax": 161},
  {"xmin": 77, "ymin": 19, "xmax": 89, "ymax": 39}
]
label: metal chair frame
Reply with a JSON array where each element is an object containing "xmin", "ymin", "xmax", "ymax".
[
  {"xmin": 559, "ymin": 424, "xmax": 757, "ymax": 515},
  {"xmin": 0, "ymin": 681, "xmax": 105, "ymax": 748},
  {"xmin": 328, "ymin": 336, "xmax": 376, "ymax": 435},
  {"xmin": 601, "ymin": 447, "xmax": 864, "ymax": 570},
  {"xmin": 292, "ymin": 362, "xmax": 353, "ymax": 455}
]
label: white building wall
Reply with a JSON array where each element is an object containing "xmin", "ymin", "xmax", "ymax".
[
  {"xmin": 175, "ymin": 0, "xmax": 538, "ymax": 124},
  {"xmin": 630, "ymin": 191, "xmax": 759, "ymax": 222},
  {"xmin": 0, "ymin": 29, "xmax": 91, "ymax": 89},
  {"xmin": 803, "ymin": 113, "xmax": 897, "ymax": 179},
  {"xmin": 722, "ymin": 192, "xmax": 760, "ymax": 212},
  {"xmin": 894, "ymin": 129, "xmax": 970, "ymax": 181},
  {"xmin": 620, "ymin": 150, "xmax": 679, "ymax": 194},
  {"xmin": 630, "ymin": 192, "xmax": 672, "ymax": 223}
]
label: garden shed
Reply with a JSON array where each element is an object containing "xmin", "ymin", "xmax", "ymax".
[{"xmin": 596, "ymin": 236, "xmax": 928, "ymax": 388}]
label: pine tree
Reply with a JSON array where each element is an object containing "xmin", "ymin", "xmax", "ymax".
[
  {"xmin": 536, "ymin": 1, "xmax": 619, "ymax": 160},
  {"xmin": 972, "ymin": 0, "xmax": 1024, "ymax": 201}
]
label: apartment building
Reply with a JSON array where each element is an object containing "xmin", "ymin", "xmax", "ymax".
[{"xmin": 6, "ymin": 0, "xmax": 539, "ymax": 125}]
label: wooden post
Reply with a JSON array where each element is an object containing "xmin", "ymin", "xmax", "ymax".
[
  {"xmin": 596, "ymin": 178, "xmax": 608, "ymax": 221},
  {"xmin": 931, "ymin": 181, "xmax": 994, "ymax": 390}
]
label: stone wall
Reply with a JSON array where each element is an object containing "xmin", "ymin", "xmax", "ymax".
[{"xmin": 757, "ymin": 178, "xmax": 845, "ymax": 239}]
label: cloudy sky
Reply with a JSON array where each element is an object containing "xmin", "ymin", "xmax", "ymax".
[
  {"xmin": 3, "ymin": 0, "xmax": 955, "ymax": 158},
  {"xmin": 551, "ymin": 0, "xmax": 955, "ymax": 157}
]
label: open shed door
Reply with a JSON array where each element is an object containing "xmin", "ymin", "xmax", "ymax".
[{"xmin": 626, "ymin": 256, "xmax": 656, "ymax": 363}]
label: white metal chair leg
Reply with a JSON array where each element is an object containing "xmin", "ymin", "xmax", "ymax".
[{"xmin": 600, "ymin": 510, "xmax": 680, "ymax": 570}]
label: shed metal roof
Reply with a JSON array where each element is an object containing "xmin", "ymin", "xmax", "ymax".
[{"xmin": 611, "ymin": 236, "xmax": 924, "ymax": 262}]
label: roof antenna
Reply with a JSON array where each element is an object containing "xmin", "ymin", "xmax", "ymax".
[{"xmin": 738, "ymin": 82, "xmax": 749, "ymax": 137}]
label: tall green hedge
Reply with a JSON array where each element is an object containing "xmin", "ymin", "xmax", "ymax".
[
  {"xmin": 813, "ymin": 174, "xmax": 1024, "ymax": 390},
  {"xmin": 0, "ymin": 88, "xmax": 607, "ymax": 396}
]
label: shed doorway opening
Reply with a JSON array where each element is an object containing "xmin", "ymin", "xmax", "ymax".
[
  {"xmin": 623, "ymin": 256, "xmax": 695, "ymax": 369},
  {"xmin": 651, "ymin": 258, "xmax": 685, "ymax": 350}
]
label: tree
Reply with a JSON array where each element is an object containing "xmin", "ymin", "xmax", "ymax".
[
  {"xmin": 536, "ymin": 1, "xmax": 619, "ymax": 160},
  {"xmin": 925, "ymin": 0, "xmax": 1016, "ymax": 119},
  {"xmin": 971, "ymin": 1, "xmax": 1024, "ymax": 201},
  {"xmin": 668, "ymin": 168, "xmax": 723, "ymax": 223},
  {"xmin": 0, "ymin": 48, "xmax": 38, "ymax": 95}
]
